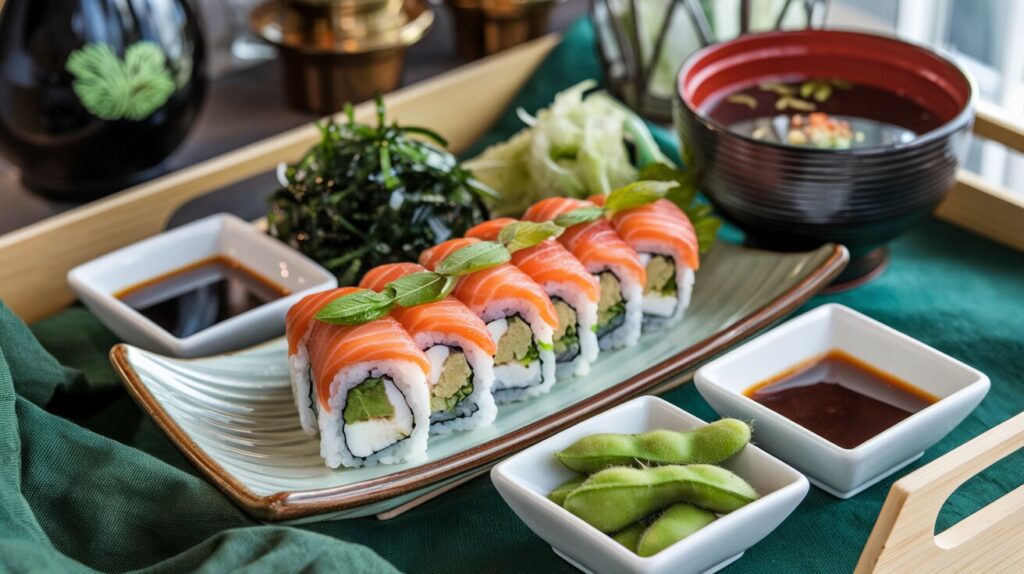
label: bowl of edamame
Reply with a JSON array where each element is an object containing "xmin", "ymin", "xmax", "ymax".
[{"xmin": 490, "ymin": 396, "xmax": 809, "ymax": 574}]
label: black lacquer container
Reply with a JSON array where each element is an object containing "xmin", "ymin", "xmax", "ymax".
[
  {"xmin": 0, "ymin": 0, "xmax": 206, "ymax": 198},
  {"xmin": 674, "ymin": 30, "xmax": 974, "ymax": 287}
]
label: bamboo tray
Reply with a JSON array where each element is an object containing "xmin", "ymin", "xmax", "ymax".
[{"xmin": 1, "ymin": 33, "xmax": 1023, "ymax": 572}]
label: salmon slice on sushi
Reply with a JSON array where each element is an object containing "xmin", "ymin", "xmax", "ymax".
[
  {"xmin": 466, "ymin": 218, "xmax": 600, "ymax": 377},
  {"xmin": 591, "ymin": 195, "xmax": 700, "ymax": 326},
  {"xmin": 420, "ymin": 237, "xmax": 559, "ymax": 402},
  {"xmin": 360, "ymin": 262, "xmax": 498, "ymax": 433},
  {"xmin": 285, "ymin": 287, "xmax": 353, "ymax": 435},
  {"xmin": 523, "ymin": 198, "xmax": 646, "ymax": 350},
  {"xmin": 305, "ymin": 296, "xmax": 431, "ymax": 468}
]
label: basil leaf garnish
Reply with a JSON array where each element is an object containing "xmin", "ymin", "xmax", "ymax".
[
  {"xmin": 388, "ymin": 272, "xmax": 456, "ymax": 307},
  {"xmin": 435, "ymin": 241, "xmax": 511, "ymax": 276},
  {"xmin": 638, "ymin": 163, "xmax": 699, "ymax": 209},
  {"xmin": 499, "ymin": 221, "xmax": 564, "ymax": 253},
  {"xmin": 690, "ymin": 212, "xmax": 722, "ymax": 255},
  {"xmin": 315, "ymin": 290, "xmax": 394, "ymax": 325},
  {"xmin": 553, "ymin": 206, "xmax": 606, "ymax": 228},
  {"xmin": 604, "ymin": 180, "xmax": 679, "ymax": 216}
]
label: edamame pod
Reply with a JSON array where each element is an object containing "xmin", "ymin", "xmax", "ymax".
[
  {"xmin": 547, "ymin": 475, "xmax": 586, "ymax": 506},
  {"xmin": 563, "ymin": 464, "xmax": 758, "ymax": 533},
  {"xmin": 553, "ymin": 419, "xmax": 751, "ymax": 474},
  {"xmin": 611, "ymin": 521, "xmax": 648, "ymax": 552},
  {"xmin": 636, "ymin": 503, "xmax": 717, "ymax": 557}
]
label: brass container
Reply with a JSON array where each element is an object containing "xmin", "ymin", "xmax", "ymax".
[
  {"xmin": 251, "ymin": 0, "xmax": 434, "ymax": 114},
  {"xmin": 447, "ymin": 0, "xmax": 561, "ymax": 60}
]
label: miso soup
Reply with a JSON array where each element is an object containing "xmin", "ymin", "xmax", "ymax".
[{"xmin": 705, "ymin": 78, "xmax": 943, "ymax": 150}]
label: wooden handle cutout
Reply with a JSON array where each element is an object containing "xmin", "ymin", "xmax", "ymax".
[
  {"xmin": 856, "ymin": 412, "xmax": 1024, "ymax": 573},
  {"xmin": 936, "ymin": 100, "xmax": 1024, "ymax": 252}
]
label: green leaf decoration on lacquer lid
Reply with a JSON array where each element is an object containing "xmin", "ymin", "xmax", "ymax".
[{"xmin": 66, "ymin": 41, "xmax": 176, "ymax": 121}]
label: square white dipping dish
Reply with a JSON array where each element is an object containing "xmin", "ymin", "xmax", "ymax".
[
  {"xmin": 68, "ymin": 213, "xmax": 336, "ymax": 357},
  {"xmin": 490, "ymin": 396, "xmax": 808, "ymax": 574},
  {"xmin": 694, "ymin": 303, "xmax": 989, "ymax": 499}
]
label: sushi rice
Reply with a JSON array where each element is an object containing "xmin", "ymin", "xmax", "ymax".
[
  {"xmin": 637, "ymin": 253, "xmax": 695, "ymax": 328},
  {"xmin": 596, "ymin": 271, "xmax": 644, "ymax": 350},
  {"xmin": 481, "ymin": 299, "xmax": 556, "ymax": 402},
  {"xmin": 319, "ymin": 361, "xmax": 431, "ymax": 468},
  {"xmin": 415, "ymin": 332, "xmax": 497, "ymax": 434},
  {"xmin": 288, "ymin": 343, "xmax": 318, "ymax": 435},
  {"xmin": 464, "ymin": 218, "xmax": 601, "ymax": 378},
  {"xmin": 546, "ymin": 283, "xmax": 599, "ymax": 378}
]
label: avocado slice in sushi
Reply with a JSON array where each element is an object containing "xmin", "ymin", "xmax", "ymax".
[
  {"xmin": 494, "ymin": 316, "xmax": 536, "ymax": 365},
  {"xmin": 343, "ymin": 378, "xmax": 395, "ymax": 423},
  {"xmin": 596, "ymin": 271, "xmax": 627, "ymax": 336},
  {"xmin": 489, "ymin": 315, "xmax": 547, "ymax": 397},
  {"xmin": 430, "ymin": 350, "xmax": 474, "ymax": 412},
  {"xmin": 552, "ymin": 299, "xmax": 581, "ymax": 361},
  {"xmin": 640, "ymin": 254, "xmax": 684, "ymax": 319},
  {"xmin": 342, "ymin": 377, "xmax": 414, "ymax": 458},
  {"xmin": 644, "ymin": 255, "xmax": 677, "ymax": 296}
]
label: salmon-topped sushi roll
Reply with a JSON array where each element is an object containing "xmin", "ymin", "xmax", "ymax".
[
  {"xmin": 467, "ymin": 218, "xmax": 600, "ymax": 377},
  {"xmin": 360, "ymin": 263, "xmax": 497, "ymax": 433},
  {"xmin": 305, "ymin": 299, "xmax": 431, "ymax": 468},
  {"xmin": 286, "ymin": 287, "xmax": 355, "ymax": 435},
  {"xmin": 590, "ymin": 195, "xmax": 699, "ymax": 326},
  {"xmin": 523, "ymin": 198, "xmax": 646, "ymax": 350},
  {"xmin": 421, "ymin": 238, "xmax": 559, "ymax": 402}
]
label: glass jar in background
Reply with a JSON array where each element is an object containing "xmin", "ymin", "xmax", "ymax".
[{"xmin": 593, "ymin": 0, "xmax": 827, "ymax": 121}]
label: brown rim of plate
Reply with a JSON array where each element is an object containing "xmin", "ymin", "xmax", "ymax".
[{"xmin": 109, "ymin": 243, "xmax": 849, "ymax": 521}]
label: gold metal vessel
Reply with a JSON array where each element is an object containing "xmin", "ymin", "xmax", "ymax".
[{"xmin": 251, "ymin": 0, "xmax": 434, "ymax": 113}]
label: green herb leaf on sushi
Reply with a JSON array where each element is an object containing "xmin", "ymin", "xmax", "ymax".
[
  {"xmin": 388, "ymin": 272, "xmax": 457, "ymax": 308},
  {"xmin": 499, "ymin": 221, "xmax": 564, "ymax": 254},
  {"xmin": 315, "ymin": 290, "xmax": 395, "ymax": 326},
  {"xmin": 435, "ymin": 241, "xmax": 512, "ymax": 276},
  {"xmin": 553, "ymin": 206, "xmax": 606, "ymax": 228},
  {"xmin": 604, "ymin": 180, "xmax": 679, "ymax": 216}
]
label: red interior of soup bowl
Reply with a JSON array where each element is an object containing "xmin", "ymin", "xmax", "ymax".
[{"xmin": 679, "ymin": 29, "xmax": 973, "ymax": 132}]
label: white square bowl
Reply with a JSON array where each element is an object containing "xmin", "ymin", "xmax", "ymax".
[
  {"xmin": 694, "ymin": 303, "xmax": 989, "ymax": 499},
  {"xmin": 68, "ymin": 213, "xmax": 337, "ymax": 357},
  {"xmin": 490, "ymin": 396, "xmax": 808, "ymax": 574}
]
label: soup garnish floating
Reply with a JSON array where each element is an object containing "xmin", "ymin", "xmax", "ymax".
[
  {"xmin": 704, "ymin": 78, "xmax": 943, "ymax": 150},
  {"xmin": 744, "ymin": 349, "xmax": 938, "ymax": 448}
]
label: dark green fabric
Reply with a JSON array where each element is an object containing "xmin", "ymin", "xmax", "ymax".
[
  {"xmin": 3, "ymin": 16, "xmax": 1023, "ymax": 573},
  {"xmin": 1, "ymin": 299, "xmax": 399, "ymax": 574}
]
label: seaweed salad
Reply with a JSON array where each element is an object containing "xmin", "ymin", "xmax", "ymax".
[{"xmin": 268, "ymin": 99, "xmax": 490, "ymax": 286}]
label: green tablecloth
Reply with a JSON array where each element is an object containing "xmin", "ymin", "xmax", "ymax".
[{"xmin": 3, "ymin": 18, "xmax": 1024, "ymax": 573}]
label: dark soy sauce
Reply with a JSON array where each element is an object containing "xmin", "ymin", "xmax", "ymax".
[
  {"xmin": 745, "ymin": 349, "xmax": 938, "ymax": 448},
  {"xmin": 705, "ymin": 78, "xmax": 943, "ymax": 149},
  {"xmin": 116, "ymin": 256, "xmax": 290, "ymax": 338}
]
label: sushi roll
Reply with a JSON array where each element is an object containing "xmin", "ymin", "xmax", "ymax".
[
  {"xmin": 305, "ymin": 297, "xmax": 431, "ymax": 468},
  {"xmin": 466, "ymin": 218, "xmax": 600, "ymax": 377},
  {"xmin": 285, "ymin": 287, "xmax": 352, "ymax": 435},
  {"xmin": 359, "ymin": 263, "xmax": 498, "ymax": 434},
  {"xmin": 591, "ymin": 196, "xmax": 700, "ymax": 326},
  {"xmin": 420, "ymin": 238, "xmax": 559, "ymax": 402},
  {"xmin": 523, "ymin": 198, "xmax": 647, "ymax": 350}
]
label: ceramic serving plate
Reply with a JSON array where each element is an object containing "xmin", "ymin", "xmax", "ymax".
[{"xmin": 110, "ymin": 241, "xmax": 847, "ymax": 522}]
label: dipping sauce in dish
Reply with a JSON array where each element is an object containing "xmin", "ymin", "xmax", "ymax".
[
  {"xmin": 115, "ymin": 255, "xmax": 290, "ymax": 338},
  {"xmin": 706, "ymin": 78, "xmax": 943, "ymax": 150},
  {"xmin": 744, "ymin": 349, "xmax": 938, "ymax": 448}
]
